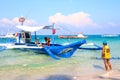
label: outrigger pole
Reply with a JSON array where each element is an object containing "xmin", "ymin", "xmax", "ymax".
[
  {"xmin": 52, "ymin": 23, "xmax": 55, "ymax": 46},
  {"xmin": 19, "ymin": 17, "xmax": 25, "ymax": 43}
]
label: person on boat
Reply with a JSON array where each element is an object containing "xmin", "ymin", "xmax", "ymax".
[
  {"xmin": 101, "ymin": 41, "xmax": 112, "ymax": 71},
  {"xmin": 35, "ymin": 38, "xmax": 43, "ymax": 47},
  {"xmin": 47, "ymin": 38, "xmax": 51, "ymax": 46},
  {"xmin": 35, "ymin": 38, "xmax": 39, "ymax": 44},
  {"xmin": 44, "ymin": 37, "xmax": 47, "ymax": 44},
  {"xmin": 44, "ymin": 37, "xmax": 51, "ymax": 46}
]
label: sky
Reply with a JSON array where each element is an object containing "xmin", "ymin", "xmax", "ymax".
[{"xmin": 0, "ymin": 0, "xmax": 120, "ymax": 35}]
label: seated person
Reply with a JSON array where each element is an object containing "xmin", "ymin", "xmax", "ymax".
[
  {"xmin": 44, "ymin": 37, "xmax": 47, "ymax": 44},
  {"xmin": 47, "ymin": 38, "xmax": 51, "ymax": 46},
  {"xmin": 35, "ymin": 38, "xmax": 43, "ymax": 47},
  {"xmin": 44, "ymin": 37, "xmax": 51, "ymax": 46},
  {"xmin": 35, "ymin": 38, "xmax": 39, "ymax": 44}
]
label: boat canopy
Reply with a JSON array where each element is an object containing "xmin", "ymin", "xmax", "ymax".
[{"xmin": 16, "ymin": 25, "xmax": 52, "ymax": 32}]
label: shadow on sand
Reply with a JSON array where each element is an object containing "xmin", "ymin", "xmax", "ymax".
[
  {"xmin": 93, "ymin": 64, "xmax": 104, "ymax": 70},
  {"xmin": 44, "ymin": 74, "xmax": 73, "ymax": 80},
  {"xmin": 14, "ymin": 74, "xmax": 73, "ymax": 80}
]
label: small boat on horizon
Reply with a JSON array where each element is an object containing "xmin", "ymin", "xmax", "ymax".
[
  {"xmin": 101, "ymin": 34, "xmax": 119, "ymax": 37},
  {"xmin": 58, "ymin": 33, "xmax": 87, "ymax": 39},
  {"xmin": 0, "ymin": 33, "xmax": 15, "ymax": 38}
]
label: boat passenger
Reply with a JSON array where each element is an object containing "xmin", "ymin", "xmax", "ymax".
[
  {"xmin": 35, "ymin": 38, "xmax": 39, "ymax": 44},
  {"xmin": 47, "ymin": 38, "xmax": 51, "ymax": 46},
  {"xmin": 44, "ymin": 37, "xmax": 51, "ymax": 46},
  {"xmin": 38, "ymin": 43, "xmax": 43, "ymax": 47},
  {"xmin": 35, "ymin": 38, "xmax": 43, "ymax": 47},
  {"xmin": 44, "ymin": 37, "xmax": 47, "ymax": 44}
]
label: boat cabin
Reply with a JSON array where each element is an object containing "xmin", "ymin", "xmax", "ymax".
[{"xmin": 16, "ymin": 31, "xmax": 31, "ymax": 44}]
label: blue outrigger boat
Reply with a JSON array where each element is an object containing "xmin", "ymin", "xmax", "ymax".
[{"xmin": 0, "ymin": 17, "xmax": 86, "ymax": 60}]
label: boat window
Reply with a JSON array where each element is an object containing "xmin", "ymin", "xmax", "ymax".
[
  {"xmin": 25, "ymin": 32, "xmax": 30, "ymax": 38},
  {"xmin": 21, "ymin": 33, "xmax": 25, "ymax": 38}
]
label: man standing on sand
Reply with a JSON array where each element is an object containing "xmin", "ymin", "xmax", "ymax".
[{"xmin": 101, "ymin": 41, "xmax": 112, "ymax": 71}]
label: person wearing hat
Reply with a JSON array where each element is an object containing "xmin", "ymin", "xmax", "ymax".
[{"xmin": 102, "ymin": 41, "xmax": 112, "ymax": 71}]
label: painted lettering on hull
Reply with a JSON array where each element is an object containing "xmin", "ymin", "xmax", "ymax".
[{"xmin": 59, "ymin": 48, "xmax": 73, "ymax": 54}]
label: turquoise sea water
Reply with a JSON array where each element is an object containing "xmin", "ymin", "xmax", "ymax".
[{"xmin": 0, "ymin": 35, "xmax": 120, "ymax": 79}]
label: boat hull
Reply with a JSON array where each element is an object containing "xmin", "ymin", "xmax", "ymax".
[{"xmin": 0, "ymin": 40, "xmax": 86, "ymax": 60}]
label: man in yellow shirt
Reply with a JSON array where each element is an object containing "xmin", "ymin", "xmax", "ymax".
[{"xmin": 102, "ymin": 41, "xmax": 112, "ymax": 71}]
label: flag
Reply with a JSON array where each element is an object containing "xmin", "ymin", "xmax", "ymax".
[
  {"xmin": 15, "ymin": 33, "xmax": 18, "ymax": 37},
  {"xmin": 52, "ymin": 28, "xmax": 56, "ymax": 34}
]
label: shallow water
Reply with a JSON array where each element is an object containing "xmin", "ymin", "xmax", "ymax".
[{"xmin": 0, "ymin": 35, "xmax": 120, "ymax": 80}]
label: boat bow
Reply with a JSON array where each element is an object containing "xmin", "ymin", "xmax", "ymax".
[{"xmin": 43, "ymin": 40, "xmax": 86, "ymax": 60}]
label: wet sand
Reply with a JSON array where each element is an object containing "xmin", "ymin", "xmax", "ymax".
[{"xmin": 0, "ymin": 62, "xmax": 120, "ymax": 80}]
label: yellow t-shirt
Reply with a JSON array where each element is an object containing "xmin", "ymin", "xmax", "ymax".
[{"xmin": 103, "ymin": 45, "xmax": 110, "ymax": 59}]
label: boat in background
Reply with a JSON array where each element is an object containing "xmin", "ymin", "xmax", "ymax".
[
  {"xmin": 58, "ymin": 33, "xmax": 87, "ymax": 39},
  {"xmin": 5, "ymin": 33, "xmax": 15, "ymax": 38},
  {"xmin": 0, "ymin": 33, "xmax": 15, "ymax": 38},
  {"xmin": 101, "ymin": 34, "xmax": 119, "ymax": 37}
]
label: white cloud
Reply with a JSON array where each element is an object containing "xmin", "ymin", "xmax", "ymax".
[
  {"xmin": 108, "ymin": 22, "xmax": 119, "ymax": 27},
  {"xmin": 0, "ymin": 17, "xmax": 38, "ymax": 27},
  {"xmin": 49, "ymin": 12, "xmax": 98, "ymax": 27},
  {"xmin": 0, "ymin": 17, "xmax": 39, "ymax": 34}
]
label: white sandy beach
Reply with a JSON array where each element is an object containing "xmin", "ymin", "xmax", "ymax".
[{"xmin": 0, "ymin": 59, "xmax": 120, "ymax": 80}]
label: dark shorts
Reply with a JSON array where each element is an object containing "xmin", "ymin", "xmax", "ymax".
[{"xmin": 103, "ymin": 58, "xmax": 110, "ymax": 63}]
